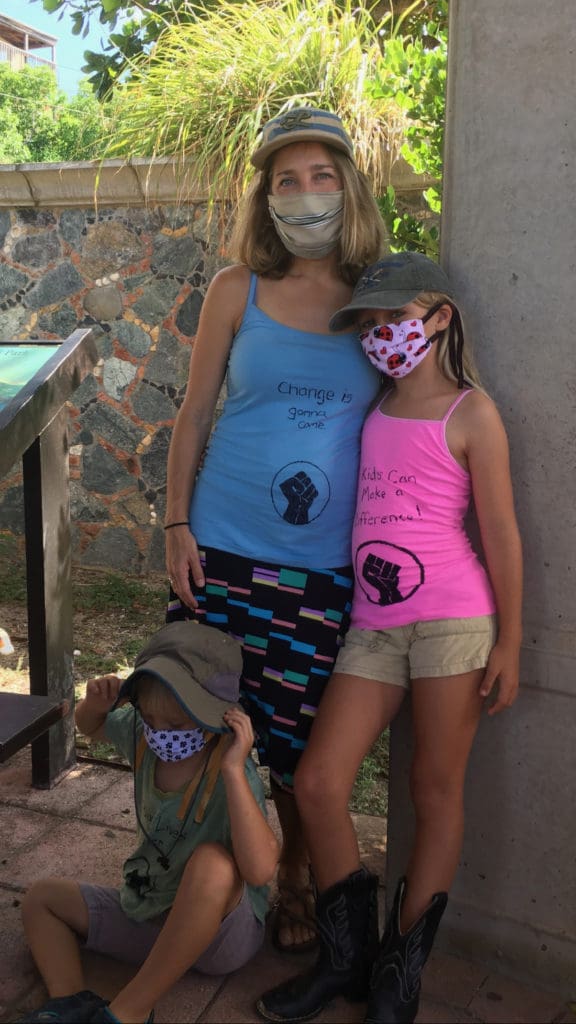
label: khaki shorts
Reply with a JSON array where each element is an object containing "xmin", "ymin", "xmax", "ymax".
[{"xmin": 334, "ymin": 615, "xmax": 497, "ymax": 689}]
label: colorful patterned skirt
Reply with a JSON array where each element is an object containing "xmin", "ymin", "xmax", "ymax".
[{"xmin": 166, "ymin": 546, "xmax": 353, "ymax": 790}]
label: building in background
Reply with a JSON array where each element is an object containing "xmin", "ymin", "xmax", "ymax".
[{"xmin": 0, "ymin": 12, "xmax": 56, "ymax": 73}]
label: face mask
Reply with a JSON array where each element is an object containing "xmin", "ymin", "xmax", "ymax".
[
  {"xmin": 359, "ymin": 306, "xmax": 443, "ymax": 378},
  {"xmin": 267, "ymin": 191, "xmax": 344, "ymax": 259},
  {"xmin": 143, "ymin": 720, "xmax": 206, "ymax": 763}
]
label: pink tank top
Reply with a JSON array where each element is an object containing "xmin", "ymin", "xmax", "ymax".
[{"xmin": 350, "ymin": 390, "xmax": 496, "ymax": 629}]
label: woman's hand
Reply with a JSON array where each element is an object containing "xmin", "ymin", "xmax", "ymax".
[
  {"xmin": 165, "ymin": 525, "xmax": 205, "ymax": 610},
  {"xmin": 221, "ymin": 708, "xmax": 255, "ymax": 774},
  {"xmin": 479, "ymin": 641, "xmax": 520, "ymax": 715}
]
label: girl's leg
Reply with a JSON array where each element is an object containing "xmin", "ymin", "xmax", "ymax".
[
  {"xmin": 402, "ymin": 668, "xmax": 484, "ymax": 930},
  {"xmin": 110, "ymin": 842, "xmax": 242, "ymax": 1024},
  {"xmin": 21, "ymin": 879, "xmax": 89, "ymax": 996},
  {"xmin": 295, "ymin": 671, "xmax": 405, "ymax": 893}
]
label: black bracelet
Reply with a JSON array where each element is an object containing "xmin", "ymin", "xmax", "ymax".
[{"xmin": 163, "ymin": 521, "xmax": 190, "ymax": 531}]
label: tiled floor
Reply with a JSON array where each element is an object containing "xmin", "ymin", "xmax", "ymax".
[{"xmin": 0, "ymin": 749, "xmax": 572, "ymax": 1024}]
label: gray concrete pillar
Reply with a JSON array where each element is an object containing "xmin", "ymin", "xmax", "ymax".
[{"xmin": 386, "ymin": 0, "xmax": 576, "ymax": 993}]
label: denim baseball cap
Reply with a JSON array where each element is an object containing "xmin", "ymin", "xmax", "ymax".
[
  {"xmin": 115, "ymin": 621, "xmax": 243, "ymax": 733},
  {"xmin": 329, "ymin": 252, "xmax": 455, "ymax": 331},
  {"xmin": 251, "ymin": 107, "xmax": 355, "ymax": 168}
]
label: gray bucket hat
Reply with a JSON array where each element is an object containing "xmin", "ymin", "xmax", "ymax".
[
  {"xmin": 251, "ymin": 107, "xmax": 354, "ymax": 169},
  {"xmin": 115, "ymin": 621, "xmax": 243, "ymax": 733},
  {"xmin": 329, "ymin": 252, "xmax": 455, "ymax": 332}
]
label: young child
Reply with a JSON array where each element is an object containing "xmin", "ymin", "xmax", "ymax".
[
  {"xmin": 257, "ymin": 252, "xmax": 523, "ymax": 1024},
  {"xmin": 21, "ymin": 621, "xmax": 280, "ymax": 1024}
]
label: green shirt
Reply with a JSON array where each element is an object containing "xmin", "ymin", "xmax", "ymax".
[{"xmin": 105, "ymin": 705, "xmax": 269, "ymax": 924}]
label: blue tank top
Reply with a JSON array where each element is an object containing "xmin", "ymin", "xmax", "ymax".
[{"xmin": 189, "ymin": 273, "xmax": 381, "ymax": 568}]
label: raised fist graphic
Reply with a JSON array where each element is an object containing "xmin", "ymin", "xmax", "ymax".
[
  {"xmin": 363, "ymin": 553, "xmax": 403, "ymax": 605},
  {"xmin": 280, "ymin": 471, "xmax": 318, "ymax": 525}
]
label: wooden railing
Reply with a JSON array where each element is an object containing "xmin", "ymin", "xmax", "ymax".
[{"xmin": 0, "ymin": 41, "xmax": 55, "ymax": 72}]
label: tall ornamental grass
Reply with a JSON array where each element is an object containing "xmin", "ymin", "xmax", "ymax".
[{"xmin": 106, "ymin": 0, "xmax": 410, "ymax": 202}]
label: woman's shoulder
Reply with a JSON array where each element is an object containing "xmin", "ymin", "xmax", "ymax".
[
  {"xmin": 203, "ymin": 264, "xmax": 253, "ymax": 332},
  {"xmin": 209, "ymin": 263, "xmax": 252, "ymax": 296}
]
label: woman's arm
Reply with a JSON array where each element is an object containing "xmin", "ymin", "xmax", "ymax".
[
  {"xmin": 465, "ymin": 394, "xmax": 523, "ymax": 715},
  {"xmin": 165, "ymin": 265, "xmax": 251, "ymax": 609},
  {"xmin": 220, "ymin": 709, "xmax": 281, "ymax": 886}
]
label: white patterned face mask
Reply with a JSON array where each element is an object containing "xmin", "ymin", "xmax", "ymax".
[
  {"xmin": 267, "ymin": 191, "xmax": 344, "ymax": 259},
  {"xmin": 142, "ymin": 721, "xmax": 205, "ymax": 762},
  {"xmin": 359, "ymin": 304, "xmax": 444, "ymax": 378}
]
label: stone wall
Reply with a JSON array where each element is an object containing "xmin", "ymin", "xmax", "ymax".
[
  {"xmin": 0, "ymin": 160, "xmax": 229, "ymax": 573},
  {"xmin": 0, "ymin": 156, "xmax": 431, "ymax": 575}
]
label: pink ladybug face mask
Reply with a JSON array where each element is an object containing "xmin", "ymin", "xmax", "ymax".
[{"xmin": 359, "ymin": 304, "xmax": 443, "ymax": 378}]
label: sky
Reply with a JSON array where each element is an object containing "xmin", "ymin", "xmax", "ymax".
[{"xmin": 0, "ymin": 0, "xmax": 109, "ymax": 95}]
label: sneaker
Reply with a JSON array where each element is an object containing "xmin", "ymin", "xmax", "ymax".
[{"xmin": 19, "ymin": 990, "xmax": 107, "ymax": 1023}]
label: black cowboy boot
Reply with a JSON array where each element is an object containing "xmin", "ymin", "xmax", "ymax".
[
  {"xmin": 365, "ymin": 876, "xmax": 447, "ymax": 1024},
  {"xmin": 256, "ymin": 865, "xmax": 379, "ymax": 1023}
]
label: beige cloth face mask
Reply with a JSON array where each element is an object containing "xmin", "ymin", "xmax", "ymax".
[{"xmin": 267, "ymin": 191, "xmax": 344, "ymax": 259}]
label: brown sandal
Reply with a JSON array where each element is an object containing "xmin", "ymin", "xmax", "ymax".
[{"xmin": 271, "ymin": 871, "xmax": 319, "ymax": 954}]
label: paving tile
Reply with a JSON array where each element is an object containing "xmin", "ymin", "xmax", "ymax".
[
  {"xmin": 1, "ymin": 760, "xmax": 124, "ymax": 816},
  {"xmin": 416, "ymin": 997, "xmax": 476, "ymax": 1022},
  {"xmin": 201, "ymin": 939, "xmax": 317, "ymax": 1023},
  {"xmin": 0, "ymin": 818, "xmax": 132, "ymax": 889},
  {"xmin": 424, "ymin": 949, "xmax": 488, "ymax": 1008},
  {"xmin": 154, "ymin": 969, "xmax": 225, "ymax": 1023},
  {"xmin": 0, "ymin": 890, "xmax": 38, "ymax": 1007},
  {"xmin": 470, "ymin": 973, "xmax": 566, "ymax": 1023},
  {"xmin": 0, "ymin": 804, "xmax": 54, "ymax": 857},
  {"xmin": 79, "ymin": 772, "xmax": 137, "ymax": 831},
  {"xmin": 0, "ymin": 977, "xmax": 46, "ymax": 1023}
]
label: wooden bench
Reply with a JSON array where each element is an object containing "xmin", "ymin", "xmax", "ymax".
[{"xmin": 0, "ymin": 693, "xmax": 70, "ymax": 764}]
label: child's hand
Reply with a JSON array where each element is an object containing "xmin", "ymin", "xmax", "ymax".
[
  {"xmin": 221, "ymin": 707, "xmax": 255, "ymax": 773},
  {"xmin": 84, "ymin": 675, "xmax": 123, "ymax": 715},
  {"xmin": 479, "ymin": 643, "xmax": 520, "ymax": 715}
]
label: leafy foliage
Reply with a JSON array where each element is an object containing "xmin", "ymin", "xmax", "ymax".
[
  {"xmin": 0, "ymin": 65, "xmax": 109, "ymax": 162},
  {"xmin": 31, "ymin": 0, "xmax": 237, "ymax": 100},
  {"xmin": 371, "ymin": 0, "xmax": 448, "ymax": 255},
  {"xmin": 104, "ymin": 0, "xmax": 407, "ymax": 203}
]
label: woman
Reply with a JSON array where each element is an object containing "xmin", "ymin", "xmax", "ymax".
[{"xmin": 164, "ymin": 107, "xmax": 386, "ymax": 951}]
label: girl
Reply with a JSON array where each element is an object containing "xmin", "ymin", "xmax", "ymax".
[{"xmin": 257, "ymin": 251, "xmax": 522, "ymax": 1024}]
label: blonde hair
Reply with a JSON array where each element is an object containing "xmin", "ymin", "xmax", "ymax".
[
  {"xmin": 413, "ymin": 291, "xmax": 486, "ymax": 393},
  {"xmin": 229, "ymin": 148, "xmax": 387, "ymax": 286}
]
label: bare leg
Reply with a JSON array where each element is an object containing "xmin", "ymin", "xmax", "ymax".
[
  {"xmin": 21, "ymin": 879, "xmax": 89, "ymax": 996},
  {"xmin": 295, "ymin": 672, "xmax": 405, "ymax": 893},
  {"xmin": 110, "ymin": 842, "xmax": 242, "ymax": 1024},
  {"xmin": 401, "ymin": 669, "xmax": 484, "ymax": 930}
]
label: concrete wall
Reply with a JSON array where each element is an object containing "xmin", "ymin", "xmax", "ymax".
[{"xmin": 386, "ymin": 0, "xmax": 576, "ymax": 994}]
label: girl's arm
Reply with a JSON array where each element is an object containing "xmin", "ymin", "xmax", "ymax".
[
  {"xmin": 75, "ymin": 675, "xmax": 123, "ymax": 742},
  {"xmin": 465, "ymin": 394, "xmax": 523, "ymax": 715},
  {"xmin": 165, "ymin": 265, "xmax": 251, "ymax": 609},
  {"xmin": 220, "ymin": 709, "xmax": 281, "ymax": 886}
]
